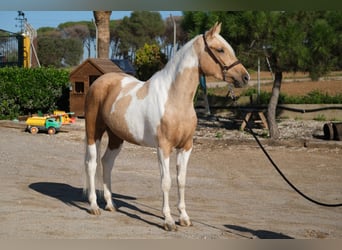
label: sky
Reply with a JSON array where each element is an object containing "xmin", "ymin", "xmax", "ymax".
[{"xmin": 0, "ymin": 11, "xmax": 182, "ymax": 33}]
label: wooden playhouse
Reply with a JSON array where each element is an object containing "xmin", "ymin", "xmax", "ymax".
[{"xmin": 69, "ymin": 58, "xmax": 123, "ymax": 117}]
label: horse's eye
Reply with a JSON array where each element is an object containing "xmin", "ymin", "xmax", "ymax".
[{"xmin": 216, "ymin": 48, "xmax": 224, "ymax": 53}]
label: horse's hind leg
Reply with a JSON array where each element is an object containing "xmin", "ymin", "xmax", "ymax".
[
  {"xmin": 84, "ymin": 105, "xmax": 106, "ymax": 214},
  {"xmin": 102, "ymin": 129, "xmax": 123, "ymax": 212},
  {"xmin": 85, "ymin": 140, "xmax": 102, "ymax": 215},
  {"xmin": 85, "ymin": 83, "xmax": 113, "ymax": 214}
]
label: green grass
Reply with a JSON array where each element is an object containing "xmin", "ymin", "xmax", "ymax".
[{"xmin": 313, "ymin": 114, "xmax": 327, "ymax": 121}]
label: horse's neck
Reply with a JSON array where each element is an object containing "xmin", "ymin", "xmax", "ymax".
[
  {"xmin": 155, "ymin": 39, "xmax": 200, "ymax": 106},
  {"xmin": 169, "ymin": 67, "xmax": 200, "ymax": 106}
]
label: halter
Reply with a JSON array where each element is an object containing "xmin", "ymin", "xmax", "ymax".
[{"xmin": 202, "ymin": 34, "xmax": 241, "ymax": 81}]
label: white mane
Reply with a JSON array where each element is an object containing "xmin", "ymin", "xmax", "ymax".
[{"xmin": 149, "ymin": 35, "xmax": 200, "ymax": 86}]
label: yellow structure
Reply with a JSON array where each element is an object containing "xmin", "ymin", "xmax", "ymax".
[{"xmin": 23, "ymin": 34, "xmax": 31, "ymax": 68}]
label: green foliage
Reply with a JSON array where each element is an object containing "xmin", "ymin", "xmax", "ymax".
[
  {"xmin": 115, "ymin": 11, "xmax": 165, "ymax": 59},
  {"xmin": 37, "ymin": 36, "xmax": 83, "ymax": 67},
  {"xmin": 37, "ymin": 25, "xmax": 85, "ymax": 67},
  {"xmin": 0, "ymin": 67, "xmax": 69, "ymax": 119},
  {"xmin": 181, "ymin": 11, "xmax": 212, "ymax": 39},
  {"xmin": 313, "ymin": 114, "xmax": 326, "ymax": 121},
  {"xmin": 239, "ymin": 88, "xmax": 275, "ymax": 104},
  {"xmin": 270, "ymin": 12, "xmax": 310, "ymax": 72},
  {"xmin": 286, "ymin": 90, "xmax": 342, "ymax": 104},
  {"xmin": 135, "ymin": 43, "xmax": 167, "ymax": 80},
  {"xmin": 240, "ymin": 88, "xmax": 342, "ymax": 105},
  {"xmin": 181, "ymin": 11, "xmax": 342, "ymax": 80},
  {"xmin": 306, "ymin": 18, "xmax": 337, "ymax": 80}
]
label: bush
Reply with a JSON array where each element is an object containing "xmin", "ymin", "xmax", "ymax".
[
  {"xmin": 0, "ymin": 67, "xmax": 69, "ymax": 119},
  {"xmin": 240, "ymin": 88, "xmax": 342, "ymax": 104},
  {"xmin": 135, "ymin": 43, "xmax": 167, "ymax": 81}
]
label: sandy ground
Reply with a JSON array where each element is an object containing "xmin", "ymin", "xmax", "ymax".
[{"xmin": 0, "ymin": 119, "xmax": 341, "ymax": 239}]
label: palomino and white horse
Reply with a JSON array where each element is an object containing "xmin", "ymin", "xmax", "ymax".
[{"xmin": 84, "ymin": 22, "xmax": 249, "ymax": 231}]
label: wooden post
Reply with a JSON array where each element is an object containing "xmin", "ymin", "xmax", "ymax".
[{"xmin": 332, "ymin": 123, "xmax": 342, "ymax": 141}]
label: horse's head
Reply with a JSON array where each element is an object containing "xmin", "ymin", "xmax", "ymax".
[{"xmin": 198, "ymin": 22, "xmax": 250, "ymax": 88}]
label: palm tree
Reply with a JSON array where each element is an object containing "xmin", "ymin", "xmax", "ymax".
[{"xmin": 93, "ymin": 11, "xmax": 112, "ymax": 58}]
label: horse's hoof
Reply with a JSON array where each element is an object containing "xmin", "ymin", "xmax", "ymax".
[
  {"xmin": 179, "ymin": 218, "xmax": 193, "ymax": 227},
  {"xmin": 164, "ymin": 222, "xmax": 177, "ymax": 231},
  {"xmin": 88, "ymin": 207, "xmax": 101, "ymax": 215},
  {"xmin": 105, "ymin": 204, "xmax": 117, "ymax": 212}
]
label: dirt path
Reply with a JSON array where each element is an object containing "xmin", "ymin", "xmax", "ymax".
[{"xmin": 0, "ymin": 123, "xmax": 341, "ymax": 239}]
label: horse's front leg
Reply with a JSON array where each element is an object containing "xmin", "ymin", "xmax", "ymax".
[
  {"xmin": 176, "ymin": 148, "xmax": 193, "ymax": 227},
  {"xmin": 157, "ymin": 147, "xmax": 176, "ymax": 231}
]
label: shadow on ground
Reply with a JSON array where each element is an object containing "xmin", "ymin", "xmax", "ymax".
[
  {"xmin": 225, "ymin": 224, "xmax": 293, "ymax": 239},
  {"xmin": 29, "ymin": 182, "xmax": 164, "ymax": 229}
]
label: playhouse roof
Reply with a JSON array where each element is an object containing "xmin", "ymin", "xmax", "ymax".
[{"xmin": 70, "ymin": 58, "xmax": 123, "ymax": 78}]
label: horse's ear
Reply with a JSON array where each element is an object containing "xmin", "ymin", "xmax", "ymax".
[
  {"xmin": 206, "ymin": 22, "xmax": 222, "ymax": 38},
  {"xmin": 214, "ymin": 22, "xmax": 222, "ymax": 34}
]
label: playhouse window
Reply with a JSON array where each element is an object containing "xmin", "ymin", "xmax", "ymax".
[
  {"xmin": 75, "ymin": 82, "xmax": 84, "ymax": 93},
  {"xmin": 89, "ymin": 75, "xmax": 99, "ymax": 86}
]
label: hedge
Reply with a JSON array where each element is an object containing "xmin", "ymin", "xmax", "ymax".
[
  {"xmin": 240, "ymin": 88, "xmax": 342, "ymax": 105},
  {"xmin": 0, "ymin": 67, "xmax": 70, "ymax": 119}
]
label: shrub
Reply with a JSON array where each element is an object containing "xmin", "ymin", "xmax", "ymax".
[
  {"xmin": 240, "ymin": 88, "xmax": 286, "ymax": 104},
  {"xmin": 0, "ymin": 67, "xmax": 69, "ymax": 119},
  {"xmin": 240, "ymin": 88, "xmax": 342, "ymax": 104},
  {"xmin": 135, "ymin": 43, "xmax": 167, "ymax": 81}
]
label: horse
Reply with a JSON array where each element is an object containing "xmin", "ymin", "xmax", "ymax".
[{"xmin": 84, "ymin": 22, "xmax": 249, "ymax": 231}]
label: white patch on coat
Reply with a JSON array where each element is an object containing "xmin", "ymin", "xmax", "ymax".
[{"xmin": 110, "ymin": 76, "xmax": 143, "ymax": 114}]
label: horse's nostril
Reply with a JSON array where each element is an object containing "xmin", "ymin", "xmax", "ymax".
[{"xmin": 243, "ymin": 74, "xmax": 249, "ymax": 83}]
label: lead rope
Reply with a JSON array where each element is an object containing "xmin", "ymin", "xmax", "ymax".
[
  {"xmin": 244, "ymin": 118, "xmax": 342, "ymax": 207},
  {"xmin": 225, "ymin": 83, "xmax": 237, "ymax": 103}
]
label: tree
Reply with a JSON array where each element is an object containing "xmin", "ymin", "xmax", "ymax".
[
  {"xmin": 305, "ymin": 12, "xmax": 339, "ymax": 80},
  {"xmin": 249, "ymin": 11, "xmax": 340, "ymax": 138},
  {"xmin": 62, "ymin": 38, "xmax": 84, "ymax": 66},
  {"xmin": 266, "ymin": 12, "xmax": 307, "ymax": 138},
  {"xmin": 135, "ymin": 43, "xmax": 167, "ymax": 80},
  {"xmin": 115, "ymin": 11, "xmax": 165, "ymax": 60},
  {"xmin": 181, "ymin": 11, "xmax": 211, "ymax": 39},
  {"xmin": 264, "ymin": 12, "xmax": 341, "ymax": 138},
  {"xmin": 93, "ymin": 11, "xmax": 112, "ymax": 58},
  {"xmin": 109, "ymin": 19, "xmax": 121, "ymax": 59},
  {"xmin": 325, "ymin": 11, "xmax": 342, "ymax": 69},
  {"xmin": 113, "ymin": 17, "xmax": 132, "ymax": 58},
  {"xmin": 37, "ymin": 27, "xmax": 83, "ymax": 67},
  {"xmin": 58, "ymin": 21, "xmax": 94, "ymax": 58},
  {"xmin": 162, "ymin": 15, "xmax": 186, "ymax": 58}
]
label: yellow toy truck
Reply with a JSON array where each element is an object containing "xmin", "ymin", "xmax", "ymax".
[{"xmin": 25, "ymin": 116, "xmax": 62, "ymax": 135}]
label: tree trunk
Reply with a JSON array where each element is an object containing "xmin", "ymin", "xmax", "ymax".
[
  {"xmin": 93, "ymin": 11, "xmax": 112, "ymax": 58},
  {"xmin": 267, "ymin": 71, "xmax": 282, "ymax": 139}
]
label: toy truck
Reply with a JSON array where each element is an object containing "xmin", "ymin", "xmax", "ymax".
[
  {"xmin": 53, "ymin": 110, "xmax": 76, "ymax": 125},
  {"xmin": 25, "ymin": 116, "xmax": 62, "ymax": 135}
]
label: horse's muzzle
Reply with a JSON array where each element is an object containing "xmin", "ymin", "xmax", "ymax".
[
  {"xmin": 230, "ymin": 72, "xmax": 250, "ymax": 88},
  {"xmin": 241, "ymin": 73, "xmax": 250, "ymax": 86}
]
